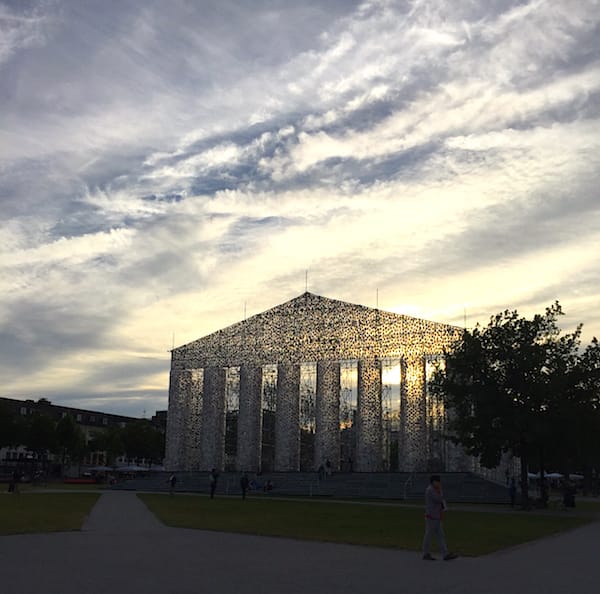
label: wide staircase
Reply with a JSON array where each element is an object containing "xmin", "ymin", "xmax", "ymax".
[{"xmin": 112, "ymin": 471, "xmax": 510, "ymax": 503}]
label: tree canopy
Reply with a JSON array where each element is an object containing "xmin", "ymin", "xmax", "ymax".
[
  {"xmin": 2, "ymin": 406, "xmax": 165, "ymax": 471},
  {"xmin": 431, "ymin": 302, "xmax": 600, "ymax": 505}
]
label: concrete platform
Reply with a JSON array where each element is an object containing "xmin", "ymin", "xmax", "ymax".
[{"xmin": 1, "ymin": 491, "xmax": 598, "ymax": 594}]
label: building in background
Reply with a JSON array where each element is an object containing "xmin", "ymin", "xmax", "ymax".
[
  {"xmin": 165, "ymin": 292, "xmax": 477, "ymax": 473},
  {"xmin": 0, "ymin": 397, "xmax": 163, "ymax": 475}
]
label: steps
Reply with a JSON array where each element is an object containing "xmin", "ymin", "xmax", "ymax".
[{"xmin": 113, "ymin": 471, "xmax": 510, "ymax": 503}]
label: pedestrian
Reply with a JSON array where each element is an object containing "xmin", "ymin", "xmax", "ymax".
[
  {"xmin": 240, "ymin": 472, "xmax": 249, "ymax": 499},
  {"xmin": 422, "ymin": 475, "xmax": 458, "ymax": 561},
  {"xmin": 10, "ymin": 468, "xmax": 22, "ymax": 495},
  {"xmin": 168, "ymin": 473, "xmax": 177, "ymax": 496},
  {"xmin": 509, "ymin": 476, "xmax": 517, "ymax": 507},
  {"xmin": 209, "ymin": 468, "xmax": 219, "ymax": 499},
  {"xmin": 325, "ymin": 458, "xmax": 332, "ymax": 477},
  {"xmin": 317, "ymin": 464, "xmax": 325, "ymax": 481},
  {"xmin": 562, "ymin": 479, "xmax": 576, "ymax": 509}
]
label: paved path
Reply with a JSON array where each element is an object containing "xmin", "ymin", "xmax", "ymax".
[{"xmin": 1, "ymin": 491, "xmax": 598, "ymax": 594}]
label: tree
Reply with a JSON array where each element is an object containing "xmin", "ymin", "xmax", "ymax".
[
  {"xmin": 564, "ymin": 338, "xmax": 600, "ymax": 490},
  {"xmin": 121, "ymin": 421, "xmax": 165, "ymax": 465},
  {"xmin": 55, "ymin": 415, "xmax": 86, "ymax": 472},
  {"xmin": 431, "ymin": 302, "xmax": 585, "ymax": 507},
  {"xmin": 0, "ymin": 403, "xmax": 19, "ymax": 448},
  {"xmin": 24, "ymin": 414, "xmax": 58, "ymax": 473},
  {"xmin": 88, "ymin": 425, "xmax": 124, "ymax": 467},
  {"xmin": 0, "ymin": 404, "xmax": 30, "ymax": 449}
]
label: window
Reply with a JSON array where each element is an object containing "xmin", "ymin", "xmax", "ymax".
[
  {"xmin": 260, "ymin": 364, "xmax": 278, "ymax": 472},
  {"xmin": 102, "ymin": 417, "xmax": 108, "ymax": 426},
  {"xmin": 339, "ymin": 360, "xmax": 358, "ymax": 469},
  {"xmin": 381, "ymin": 358, "xmax": 402, "ymax": 471},
  {"xmin": 20, "ymin": 407, "xmax": 27, "ymax": 415},
  {"xmin": 299, "ymin": 362, "xmax": 317, "ymax": 471},
  {"xmin": 224, "ymin": 367, "xmax": 240, "ymax": 471},
  {"xmin": 76, "ymin": 414, "xmax": 82, "ymax": 422}
]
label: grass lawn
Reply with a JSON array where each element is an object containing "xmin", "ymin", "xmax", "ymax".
[
  {"xmin": 19, "ymin": 482, "xmax": 107, "ymax": 492},
  {"xmin": 0, "ymin": 493, "xmax": 100, "ymax": 535},
  {"xmin": 568, "ymin": 500, "xmax": 600, "ymax": 513},
  {"xmin": 138, "ymin": 494, "xmax": 592, "ymax": 556}
]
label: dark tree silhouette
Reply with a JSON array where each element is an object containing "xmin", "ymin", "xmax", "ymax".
[{"xmin": 431, "ymin": 302, "xmax": 597, "ymax": 507}]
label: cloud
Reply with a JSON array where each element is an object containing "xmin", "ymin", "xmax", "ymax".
[{"xmin": 1, "ymin": 0, "xmax": 599, "ymax": 416}]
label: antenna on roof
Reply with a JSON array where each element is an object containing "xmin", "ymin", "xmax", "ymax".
[
  {"xmin": 464, "ymin": 307, "xmax": 467, "ymax": 329},
  {"xmin": 305, "ymin": 270, "xmax": 308, "ymax": 293},
  {"xmin": 171, "ymin": 332, "xmax": 175, "ymax": 350}
]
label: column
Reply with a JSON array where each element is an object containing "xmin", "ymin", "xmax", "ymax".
[
  {"xmin": 182, "ymin": 369, "xmax": 203, "ymax": 470},
  {"xmin": 400, "ymin": 356, "xmax": 427, "ymax": 471},
  {"xmin": 274, "ymin": 362, "xmax": 300, "ymax": 471},
  {"xmin": 165, "ymin": 368, "xmax": 203, "ymax": 471},
  {"xmin": 237, "ymin": 365, "xmax": 263, "ymax": 472},
  {"xmin": 315, "ymin": 359, "xmax": 340, "ymax": 471},
  {"xmin": 356, "ymin": 358, "xmax": 382, "ymax": 471},
  {"xmin": 165, "ymin": 369, "xmax": 186, "ymax": 471},
  {"xmin": 200, "ymin": 366, "xmax": 226, "ymax": 471}
]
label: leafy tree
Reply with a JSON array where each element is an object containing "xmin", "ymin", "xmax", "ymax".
[
  {"xmin": 24, "ymin": 413, "xmax": 58, "ymax": 472},
  {"xmin": 88, "ymin": 425, "xmax": 124, "ymax": 467},
  {"xmin": 431, "ymin": 302, "xmax": 585, "ymax": 507},
  {"xmin": 121, "ymin": 421, "xmax": 164, "ymax": 465},
  {"xmin": 564, "ymin": 338, "xmax": 600, "ymax": 488},
  {"xmin": 55, "ymin": 414, "xmax": 87, "ymax": 470},
  {"xmin": 0, "ymin": 404, "xmax": 30, "ymax": 449},
  {"xmin": 0, "ymin": 403, "xmax": 19, "ymax": 448}
]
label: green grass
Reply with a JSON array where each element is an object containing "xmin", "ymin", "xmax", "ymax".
[
  {"xmin": 567, "ymin": 500, "xmax": 600, "ymax": 512},
  {"xmin": 138, "ymin": 494, "xmax": 592, "ymax": 556},
  {"xmin": 20, "ymin": 482, "xmax": 107, "ymax": 492},
  {"xmin": 0, "ymin": 493, "xmax": 100, "ymax": 535}
]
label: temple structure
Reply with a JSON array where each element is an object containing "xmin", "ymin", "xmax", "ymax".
[{"xmin": 164, "ymin": 292, "xmax": 469, "ymax": 473}]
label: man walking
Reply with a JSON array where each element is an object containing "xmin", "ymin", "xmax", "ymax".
[{"xmin": 422, "ymin": 475, "xmax": 458, "ymax": 561}]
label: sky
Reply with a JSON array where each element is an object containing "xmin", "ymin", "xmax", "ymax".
[{"xmin": 1, "ymin": 0, "xmax": 599, "ymax": 418}]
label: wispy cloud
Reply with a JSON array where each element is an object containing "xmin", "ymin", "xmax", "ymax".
[{"xmin": 1, "ymin": 0, "xmax": 599, "ymax": 416}]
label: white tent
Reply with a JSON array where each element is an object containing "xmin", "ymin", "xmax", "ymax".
[{"xmin": 116, "ymin": 465, "xmax": 147, "ymax": 472}]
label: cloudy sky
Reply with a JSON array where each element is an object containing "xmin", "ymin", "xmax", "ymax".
[{"xmin": 1, "ymin": 0, "xmax": 599, "ymax": 417}]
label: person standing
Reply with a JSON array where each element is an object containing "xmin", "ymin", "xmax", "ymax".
[
  {"xmin": 168, "ymin": 473, "xmax": 177, "ymax": 496},
  {"xmin": 509, "ymin": 476, "xmax": 517, "ymax": 507},
  {"xmin": 240, "ymin": 472, "xmax": 249, "ymax": 500},
  {"xmin": 317, "ymin": 464, "xmax": 325, "ymax": 481},
  {"xmin": 11, "ymin": 468, "xmax": 22, "ymax": 495},
  {"xmin": 209, "ymin": 468, "xmax": 219, "ymax": 499},
  {"xmin": 422, "ymin": 475, "xmax": 458, "ymax": 561}
]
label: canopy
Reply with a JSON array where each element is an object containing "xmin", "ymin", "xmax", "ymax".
[{"xmin": 116, "ymin": 465, "xmax": 148, "ymax": 472}]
